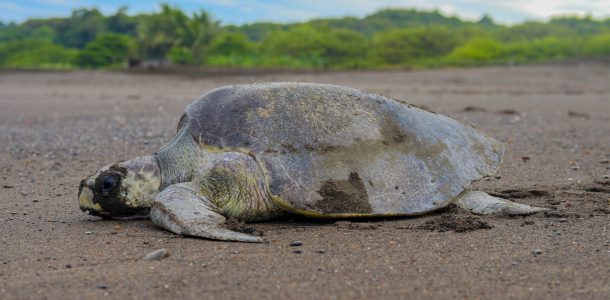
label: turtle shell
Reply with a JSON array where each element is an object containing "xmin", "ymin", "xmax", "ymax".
[{"xmin": 180, "ymin": 82, "xmax": 503, "ymax": 217}]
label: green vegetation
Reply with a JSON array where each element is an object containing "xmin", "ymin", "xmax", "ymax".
[
  {"xmin": 0, "ymin": 39, "xmax": 77, "ymax": 68},
  {"xmin": 372, "ymin": 26, "xmax": 460, "ymax": 65},
  {"xmin": 75, "ymin": 33, "xmax": 132, "ymax": 67},
  {"xmin": 0, "ymin": 5, "xmax": 609, "ymax": 70}
]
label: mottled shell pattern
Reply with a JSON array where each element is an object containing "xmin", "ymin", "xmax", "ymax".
[{"xmin": 160, "ymin": 83, "xmax": 504, "ymax": 217}]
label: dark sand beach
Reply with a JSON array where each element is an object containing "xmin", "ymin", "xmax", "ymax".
[{"xmin": 0, "ymin": 64, "xmax": 608, "ymax": 299}]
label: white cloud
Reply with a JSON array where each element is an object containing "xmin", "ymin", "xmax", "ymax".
[
  {"xmin": 198, "ymin": 0, "xmax": 610, "ymax": 25},
  {"xmin": 286, "ymin": 0, "xmax": 610, "ymax": 23},
  {"xmin": 506, "ymin": 0, "xmax": 610, "ymax": 18}
]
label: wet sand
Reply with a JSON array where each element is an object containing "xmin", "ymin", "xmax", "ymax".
[{"xmin": 0, "ymin": 65, "xmax": 608, "ymax": 299}]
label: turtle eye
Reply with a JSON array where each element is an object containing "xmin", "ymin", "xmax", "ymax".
[{"xmin": 101, "ymin": 174, "xmax": 120, "ymax": 197}]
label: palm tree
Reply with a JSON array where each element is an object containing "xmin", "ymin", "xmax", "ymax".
[{"xmin": 137, "ymin": 4, "xmax": 219, "ymax": 63}]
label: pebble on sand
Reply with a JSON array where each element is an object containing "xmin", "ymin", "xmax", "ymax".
[
  {"xmin": 143, "ymin": 248, "xmax": 169, "ymax": 261},
  {"xmin": 96, "ymin": 283, "xmax": 108, "ymax": 289},
  {"xmin": 532, "ymin": 249, "xmax": 543, "ymax": 255},
  {"xmin": 289, "ymin": 240, "xmax": 303, "ymax": 247}
]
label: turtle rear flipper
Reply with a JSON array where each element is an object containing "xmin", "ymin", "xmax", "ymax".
[
  {"xmin": 454, "ymin": 190, "xmax": 548, "ymax": 215},
  {"xmin": 150, "ymin": 182, "xmax": 263, "ymax": 243}
]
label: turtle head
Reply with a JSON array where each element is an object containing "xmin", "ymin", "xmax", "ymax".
[{"xmin": 78, "ymin": 156, "xmax": 161, "ymax": 219}]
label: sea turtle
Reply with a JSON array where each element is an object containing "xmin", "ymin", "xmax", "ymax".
[{"xmin": 78, "ymin": 82, "xmax": 546, "ymax": 242}]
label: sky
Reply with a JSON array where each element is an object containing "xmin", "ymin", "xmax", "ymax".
[{"xmin": 1, "ymin": 0, "xmax": 609, "ymax": 25}]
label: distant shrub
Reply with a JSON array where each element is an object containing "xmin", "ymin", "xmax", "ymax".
[
  {"xmin": 259, "ymin": 26, "xmax": 369, "ymax": 68},
  {"xmin": 168, "ymin": 46, "xmax": 193, "ymax": 65},
  {"xmin": 320, "ymin": 28, "xmax": 369, "ymax": 67},
  {"xmin": 75, "ymin": 33, "xmax": 132, "ymax": 67},
  {"xmin": 502, "ymin": 37, "xmax": 578, "ymax": 62},
  {"xmin": 582, "ymin": 33, "xmax": 610, "ymax": 56},
  {"xmin": 0, "ymin": 39, "xmax": 77, "ymax": 68},
  {"xmin": 205, "ymin": 54, "xmax": 258, "ymax": 67},
  {"xmin": 372, "ymin": 27, "xmax": 460, "ymax": 65},
  {"xmin": 208, "ymin": 32, "xmax": 253, "ymax": 56},
  {"xmin": 444, "ymin": 38, "xmax": 505, "ymax": 65},
  {"xmin": 261, "ymin": 25, "xmax": 326, "ymax": 67}
]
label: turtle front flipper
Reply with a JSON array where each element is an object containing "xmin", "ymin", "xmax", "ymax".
[
  {"xmin": 150, "ymin": 182, "xmax": 263, "ymax": 243},
  {"xmin": 454, "ymin": 191, "xmax": 548, "ymax": 215}
]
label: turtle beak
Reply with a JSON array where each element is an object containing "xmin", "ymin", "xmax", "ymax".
[{"xmin": 78, "ymin": 180, "xmax": 103, "ymax": 213}]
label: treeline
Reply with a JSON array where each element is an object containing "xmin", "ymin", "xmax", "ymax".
[{"xmin": 1, "ymin": 4, "xmax": 609, "ymax": 69}]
